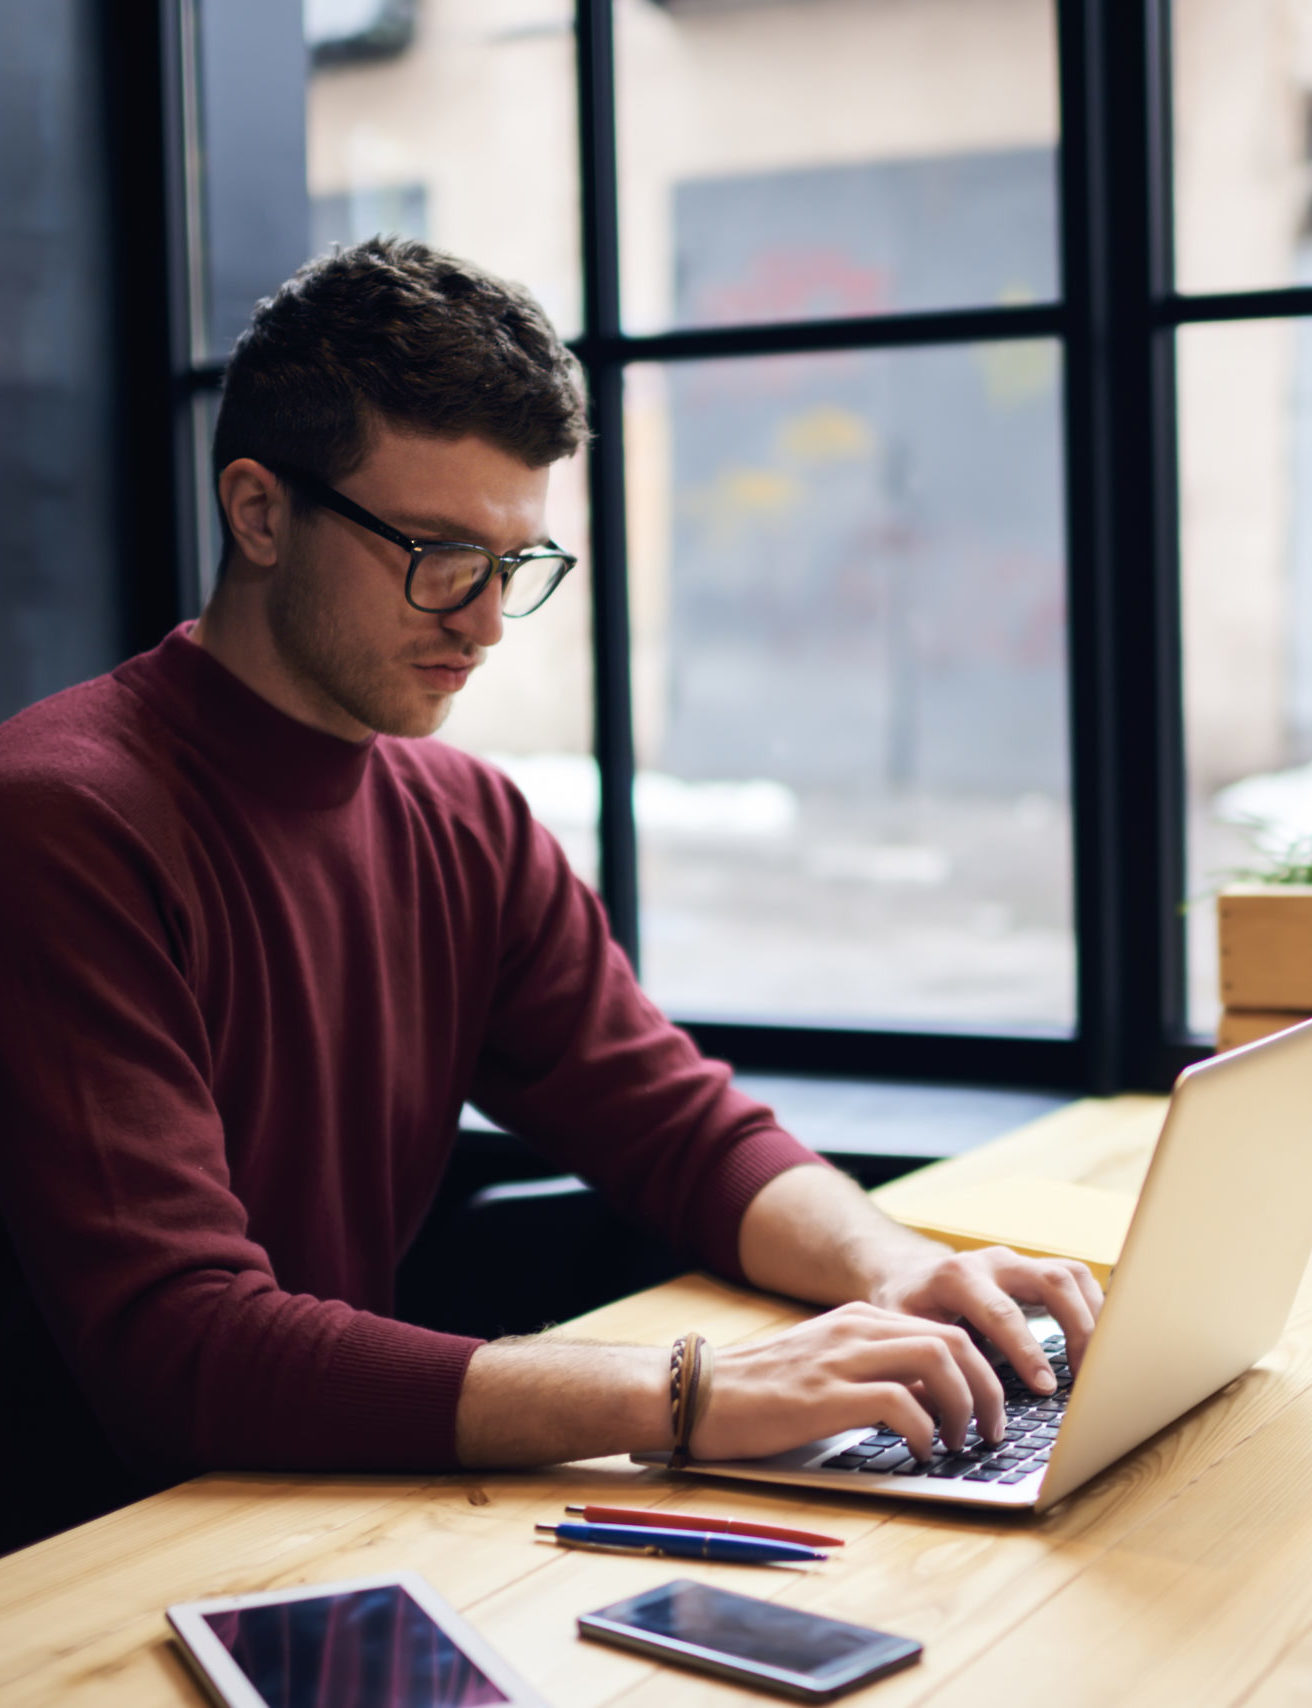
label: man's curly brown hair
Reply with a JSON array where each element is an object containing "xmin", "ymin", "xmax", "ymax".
[{"xmin": 211, "ymin": 237, "xmax": 589, "ymax": 562}]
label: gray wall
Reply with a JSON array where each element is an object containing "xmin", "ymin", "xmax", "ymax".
[{"xmin": 664, "ymin": 149, "xmax": 1068, "ymax": 798}]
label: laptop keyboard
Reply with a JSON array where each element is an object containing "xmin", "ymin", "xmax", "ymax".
[{"xmin": 819, "ymin": 1334, "xmax": 1073, "ymax": 1486}]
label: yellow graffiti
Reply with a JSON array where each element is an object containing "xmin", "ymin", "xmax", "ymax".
[
  {"xmin": 718, "ymin": 467, "xmax": 801, "ymax": 513},
  {"xmin": 682, "ymin": 465, "xmax": 803, "ymax": 545},
  {"xmin": 974, "ymin": 338, "xmax": 1057, "ymax": 407},
  {"xmin": 997, "ymin": 282, "xmax": 1038, "ymax": 307},
  {"xmin": 777, "ymin": 405, "xmax": 875, "ymax": 463}
]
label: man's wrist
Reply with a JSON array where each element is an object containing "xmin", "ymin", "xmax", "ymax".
[
  {"xmin": 848, "ymin": 1223, "xmax": 957, "ymax": 1304},
  {"xmin": 738, "ymin": 1163, "xmax": 960, "ymax": 1309},
  {"xmin": 456, "ymin": 1338, "xmax": 672, "ymax": 1467}
]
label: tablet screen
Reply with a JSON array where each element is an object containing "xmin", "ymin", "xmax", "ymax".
[{"xmin": 202, "ymin": 1584, "xmax": 509, "ymax": 1708}]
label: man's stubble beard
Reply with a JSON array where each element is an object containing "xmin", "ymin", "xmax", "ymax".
[{"xmin": 266, "ymin": 548, "xmax": 450, "ymax": 739}]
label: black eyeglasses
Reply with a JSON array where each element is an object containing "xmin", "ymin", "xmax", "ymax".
[{"xmin": 261, "ymin": 461, "xmax": 577, "ymax": 618}]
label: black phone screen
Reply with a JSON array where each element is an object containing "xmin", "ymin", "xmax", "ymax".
[
  {"xmin": 594, "ymin": 1580, "xmax": 916, "ymax": 1680},
  {"xmin": 202, "ymin": 1584, "xmax": 510, "ymax": 1708}
]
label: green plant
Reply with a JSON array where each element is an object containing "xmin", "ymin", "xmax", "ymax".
[
  {"xmin": 1220, "ymin": 822, "xmax": 1312, "ymax": 886},
  {"xmin": 1180, "ymin": 822, "xmax": 1312, "ymax": 916}
]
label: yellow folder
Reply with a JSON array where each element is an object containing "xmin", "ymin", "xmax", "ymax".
[{"xmin": 882, "ymin": 1175, "xmax": 1136, "ymax": 1287}]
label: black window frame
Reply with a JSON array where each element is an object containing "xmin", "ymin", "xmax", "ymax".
[{"xmin": 113, "ymin": 0, "xmax": 1306, "ymax": 1097}]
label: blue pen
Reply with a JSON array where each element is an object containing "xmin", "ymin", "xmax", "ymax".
[{"xmin": 534, "ymin": 1521, "xmax": 826, "ymax": 1564}]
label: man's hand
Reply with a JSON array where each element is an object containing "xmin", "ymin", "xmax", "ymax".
[
  {"xmin": 737, "ymin": 1163, "xmax": 1104, "ymax": 1439},
  {"xmin": 689, "ymin": 1301, "xmax": 1007, "ymax": 1462},
  {"xmin": 873, "ymin": 1242, "xmax": 1102, "ymax": 1403}
]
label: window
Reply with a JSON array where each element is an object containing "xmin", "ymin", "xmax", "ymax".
[
  {"xmin": 144, "ymin": 0, "xmax": 1312, "ymax": 1094},
  {"xmin": 1173, "ymin": 0, "xmax": 1312, "ymax": 1037}
]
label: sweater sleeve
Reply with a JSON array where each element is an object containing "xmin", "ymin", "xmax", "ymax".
[
  {"xmin": 467, "ymin": 782, "xmax": 823, "ymax": 1281},
  {"xmin": 0, "ymin": 776, "xmax": 480, "ymax": 1484}
]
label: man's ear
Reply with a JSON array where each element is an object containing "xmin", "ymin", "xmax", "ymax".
[{"xmin": 218, "ymin": 459, "xmax": 290, "ymax": 569}]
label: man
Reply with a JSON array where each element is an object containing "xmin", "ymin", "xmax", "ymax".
[{"xmin": 0, "ymin": 239, "xmax": 1100, "ymax": 1552}]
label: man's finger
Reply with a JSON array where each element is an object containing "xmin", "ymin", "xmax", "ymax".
[
  {"xmin": 927, "ymin": 1323, "xmax": 1007, "ymax": 1444},
  {"xmin": 1072, "ymin": 1262, "xmax": 1105, "ymax": 1321},
  {"xmin": 946, "ymin": 1270, "xmax": 1056, "ymax": 1395},
  {"xmin": 860, "ymin": 1383, "xmax": 940, "ymax": 1461},
  {"xmin": 858, "ymin": 1327, "xmax": 1002, "ymax": 1450},
  {"xmin": 1001, "ymin": 1258, "xmax": 1101, "ymax": 1368}
]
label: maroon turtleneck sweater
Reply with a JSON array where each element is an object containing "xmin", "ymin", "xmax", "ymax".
[{"xmin": 0, "ymin": 626, "xmax": 814, "ymax": 1548}]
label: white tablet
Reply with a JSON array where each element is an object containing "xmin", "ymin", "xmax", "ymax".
[{"xmin": 166, "ymin": 1571, "xmax": 548, "ymax": 1708}]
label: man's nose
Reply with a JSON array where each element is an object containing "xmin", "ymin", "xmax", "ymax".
[{"xmin": 441, "ymin": 575, "xmax": 504, "ymax": 649}]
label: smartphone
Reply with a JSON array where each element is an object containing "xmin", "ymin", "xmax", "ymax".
[
  {"xmin": 578, "ymin": 1578, "xmax": 922, "ymax": 1701},
  {"xmin": 167, "ymin": 1571, "xmax": 549, "ymax": 1708}
]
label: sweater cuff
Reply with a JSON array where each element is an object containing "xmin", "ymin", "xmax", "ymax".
[
  {"xmin": 320, "ymin": 1314, "xmax": 485, "ymax": 1470},
  {"xmin": 687, "ymin": 1129, "xmax": 833, "ymax": 1285}
]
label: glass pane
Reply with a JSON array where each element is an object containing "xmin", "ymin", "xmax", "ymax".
[
  {"xmin": 305, "ymin": 0, "xmax": 581, "ymax": 336},
  {"xmin": 614, "ymin": 0, "xmax": 1060, "ymax": 334},
  {"xmin": 0, "ymin": 3, "xmax": 121, "ymax": 717},
  {"xmin": 1179, "ymin": 318, "xmax": 1312, "ymax": 1036},
  {"xmin": 626, "ymin": 345, "xmax": 1074, "ymax": 1029},
  {"xmin": 1172, "ymin": 0, "xmax": 1312, "ymax": 296},
  {"xmin": 194, "ymin": 0, "xmax": 581, "ymax": 360},
  {"xmin": 191, "ymin": 0, "xmax": 313, "ymax": 360},
  {"xmin": 439, "ymin": 449, "xmax": 598, "ymax": 887},
  {"xmin": 192, "ymin": 390, "xmax": 225, "ymax": 612}
]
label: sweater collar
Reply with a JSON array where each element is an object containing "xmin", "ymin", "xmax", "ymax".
[{"xmin": 115, "ymin": 624, "xmax": 377, "ymax": 810}]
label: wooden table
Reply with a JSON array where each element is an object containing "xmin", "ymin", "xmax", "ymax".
[{"xmin": 5, "ymin": 1094, "xmax": 1312, "ymax": 1707}]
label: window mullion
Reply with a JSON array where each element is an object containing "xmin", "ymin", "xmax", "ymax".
[
  {"xmin": 576, "ymin": 0, "xmax": 640, "ymax": 967},
  {"xmin": 1061, "ymin": 0, "xmax": 1184, "ymax": 1092},
  {"xmin": 104, "ymin": 0, "xmax": 195, "ymax": 650}
]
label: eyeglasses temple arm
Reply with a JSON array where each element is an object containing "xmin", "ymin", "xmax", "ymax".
[{"xmin": 262, "ymin": 461, "xmax": 416, "ymax": 554}]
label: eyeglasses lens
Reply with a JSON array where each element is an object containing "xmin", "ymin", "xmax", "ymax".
[
  {"xmin": 500, "ymin": 554, "xmax": 570, "ymax": 617},
  {"xmin": 408, "ymin": 546, "xmax": 570, "ymax": 616},
  {"xmin": 408, "ymin": 545, "xmax": 492, "ymax": 612}
]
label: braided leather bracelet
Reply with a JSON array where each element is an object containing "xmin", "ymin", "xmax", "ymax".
[{"xmin": 668, "ymin": 1331, "xmax": 716, "ymax": 1469}]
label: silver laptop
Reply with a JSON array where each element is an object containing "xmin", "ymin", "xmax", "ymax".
[{"xmin": 635, "ymin": 1020, "xmax": 1312, "ymax": 1513}]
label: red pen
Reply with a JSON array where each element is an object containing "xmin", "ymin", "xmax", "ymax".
[{"xmin": 563, "ymin": 1504, "xmax": 844, "ymax": 1547}]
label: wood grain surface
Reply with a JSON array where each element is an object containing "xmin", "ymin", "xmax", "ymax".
[{"xmin": 4, "ymin": 1095, "xmax": 1310, "ymax": 1708}]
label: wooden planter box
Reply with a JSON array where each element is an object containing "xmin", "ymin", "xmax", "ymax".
[{"xmin": 1216, "ymin": 884, "xmax": 1312, "ymax": 1049}]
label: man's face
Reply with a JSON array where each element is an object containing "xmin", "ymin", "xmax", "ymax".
[{"xmin": 266, "ymin": 425, "xmax": 552, "ymax": 740}]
